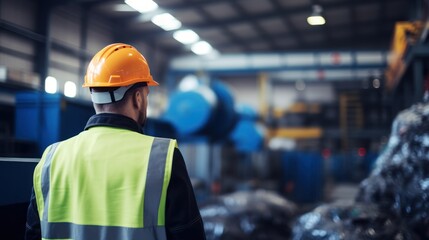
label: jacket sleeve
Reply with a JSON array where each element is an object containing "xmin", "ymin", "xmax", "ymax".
[
  {"xmin": 165, "ymin": 148, "xmax": 206, "ymax": 240},
  {"xmin": 25, "ymin": 189, "xmax": 41, "ymax": 240}
]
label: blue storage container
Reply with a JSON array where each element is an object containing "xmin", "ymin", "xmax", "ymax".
[
  {"xmin": 15, "ymin": 92, "xmax": 94, "ymax": 155},
  {"xmin": 281, "ymin": 151, "xmax": 324, "ymax": 203},
  {"xmin": 330, "ymin": 152, "xmax": 378, "ymax": 183},
  {"xmin": 330, "ymin": 154, "xmax": 355, "ymax": 182}
]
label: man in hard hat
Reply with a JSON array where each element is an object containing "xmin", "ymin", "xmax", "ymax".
[{"xmin": 25, "ymin": 43, "xmax": 206, "ymax": 240}]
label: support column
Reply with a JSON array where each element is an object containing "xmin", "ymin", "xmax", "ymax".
[
  {"xmin": 79, "ymin": 5, "xmax": 89, "ymax": 87},
  {"xmin": 34, "ymin": 0, "xmax": 52, "ymax": 154},
  {"xmin": 34, "ymin": 0, "xmax": 52, "ymax": 89},
  {"xmin": 413, "ymin": 59, "xmax": 424, "ymax": 103}
]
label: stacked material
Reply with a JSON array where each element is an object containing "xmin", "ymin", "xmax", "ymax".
[{"xmin": 200, "ymin": 190, "xmax": 297, "ymax": 240}]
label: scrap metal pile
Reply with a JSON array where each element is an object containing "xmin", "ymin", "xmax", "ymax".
[
  {"xmin": 200, "ymin": 190, "xmax": 297, "ymax": 240},
  {"xmin": 292, "ymin": 201, "xmax": 418, "ymax": 239},
  {"xmin": 293, "ymin": 100, "xmax": 429, "ymax": 239},
  {"xmin": 357, "ymin": 101, "xmax": 429, "ymax": 238}
]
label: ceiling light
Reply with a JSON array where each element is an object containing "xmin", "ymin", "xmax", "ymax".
[
  {"xmin": 151, "ymin": 13, "xmax": 181, "ymax": 31},
  {"xmin": 191, "ymin": 41, "xmax": 213, "ymax": 55},
  {"xmin": 45, "ymin": 76, "xmax": 57, "ymax": 94},
  {"xmin": 125, "ymin": 0, "xmax": 158, "ymax": 13},
  {"xmin": 307, "ymin": 16, "xmax": 326, "ymax": 26},
  {"xmin": 173, "ymin": 29, "xmax": 200, "ymax": 45},
  {"xmin": 64, "ymin": 81, "xmax": 77, "ymax": 98},
  {"xmin": 307, "ymin": 5, "xmax": 326, "ymax": 26}
]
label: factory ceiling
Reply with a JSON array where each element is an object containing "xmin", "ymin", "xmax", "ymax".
[{"xmin": 58, "ymin": 0, "xmax": 411, "ymax": 56}]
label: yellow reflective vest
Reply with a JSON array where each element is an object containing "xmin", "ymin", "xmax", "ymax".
[{"xmin": 33, "ymin": 126, "xmax": 177, "ymax": 240}]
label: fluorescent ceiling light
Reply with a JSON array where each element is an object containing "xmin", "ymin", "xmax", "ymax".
[
  {"xmin": 45, "ymin": 76, "xmax": 57, "ymax": 94},
  {"xmin": 125, "ymin": 0, "xmax": 158, "ymax": 13},
  {"xmin": 64, "ymin": 81, "xmax": 77, "ymax": 98},
  {"xmin": 151, "ymin": 13, "xmax": 181, "ymax": 31},
  {"xmin": 307, "ymin": 16, "xmax": 326, "ymax": 26},
  {"xmin": 191, "ymin": 41, "xmax": 213, "ymax": 55},
  {"xmin": 173, "ymin": 29, "xmax": 200, "ymax": 44},
  {"xmin": 307, "ymin": 5, "xmax": 326, "ymax": 26}
]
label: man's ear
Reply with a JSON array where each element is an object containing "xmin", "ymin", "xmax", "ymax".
[{"xmin": 132, "ymin": 90, "xmax": 142, "ymax": 109}]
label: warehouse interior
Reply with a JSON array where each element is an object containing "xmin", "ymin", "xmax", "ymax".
[{"xmin": 1, "ymin": 0, "xmax": 428, "ymax": 239}]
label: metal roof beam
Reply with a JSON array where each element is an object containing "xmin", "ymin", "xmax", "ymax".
[
  {"xmin": 229, "ymin": 1, "xmax": 278, "ymax": 51},
  {"xmin": 189, "ymin": 0, "xmax": 250, "ymax": 52},
  {"xmin": 269, "ymin": 0, "xmax": 306, "ymax": 49},
  {"xmin": 120, "ymin": 0, "xmax": 403, "ymax": 31},
  {"xmin": 216, "ymin": 28, "xmax": 392, "ymax": 50},
  {"xmin": 124, "ymin": 17, "xmax": 399, "ymax": 44},
  {"xmin": 158, "ymin": 0, "xmax": 402, "ymax": 14}
]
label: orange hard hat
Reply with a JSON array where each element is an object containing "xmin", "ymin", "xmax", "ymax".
[{"xmin": 83, "ymin": 43, "xmax": 159, "ymax": 88}]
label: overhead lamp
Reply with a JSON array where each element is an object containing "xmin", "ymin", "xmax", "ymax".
[
  {"xmin": 307, "ymin": 5, "xmax": 326, "ymax": 26},
  {"xmin": 45, "ymin": 76, "xmax": 57, "ymax": 94},
  {"xmin": 64, "ymin": 81, "xmax": 77, "ymax": 98},
  {"xmin": 151, "ymin": 13, "xmax": 181, "ymax": 31},
  {"xmin": 191, "ymin": 41, "xmax": 213, "ymax": 55},
  {"xmin": 173, "ymin": 29, "xmax": 200, "ymax": 45},
  {"xmin": 125, "ymin": 0, "xmax": 158, "ymax": 13}
]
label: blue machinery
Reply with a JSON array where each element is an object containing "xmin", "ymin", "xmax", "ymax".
[
  {"xmin": 163, "ymin": 79, "xmax": 236, "ymax": 142},
  {"xmin": 162, "ymin": 77, "xmax": 264, "ymax": 150}
]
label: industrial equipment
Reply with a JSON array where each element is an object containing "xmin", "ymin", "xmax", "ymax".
[
  {"xmin": 15, "ymin": 92, "xmax": 94, "ymax": 155},
  {"xmin": 162, "ymin": 75, "xmax": 265, "ymax": 152},
  {"xmin": 162, "ymin": 76, "xmax": 237, "ymax": 142},
  {"xmin": 229, "ymin": 104, "xmax": 265, "ymax": 152}
]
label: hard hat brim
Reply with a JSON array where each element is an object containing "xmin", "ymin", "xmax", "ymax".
[{"xmin": 82, "ymin": 78, "xmax": 159, "ymax": 88}]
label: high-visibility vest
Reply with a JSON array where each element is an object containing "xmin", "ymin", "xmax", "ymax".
[{"xmin": 33, "ymin": 126, "xmax": 177, "ymax": 240}]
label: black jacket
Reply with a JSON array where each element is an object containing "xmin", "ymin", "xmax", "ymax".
[{"xmin": 25, "ymin": 113, "xmax": 206, "ymax": 240}]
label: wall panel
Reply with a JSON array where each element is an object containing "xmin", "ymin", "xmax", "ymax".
[
  {"xmin": 86, "ymin": 15, "xmax": 113, "ymax": 53},
  {"xmin": 50, "ymin": 6, "xmax": 81, "ymax": 48},
  {"xmin": 0, "ymin": 0, "xmax": 36, "ymax": 30}
]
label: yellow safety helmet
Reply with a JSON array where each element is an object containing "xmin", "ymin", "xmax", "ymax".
[{"xmin": 83, "ymin": 43, "xmax": 159, "ymax": 88}]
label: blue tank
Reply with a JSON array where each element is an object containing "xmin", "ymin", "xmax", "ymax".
[
  {"xmin": 229, "ymin": 105, "xmax": 264, "ymax": 152},
  {"xmin": 162, "ymin": 79, "xmax": 237, "ymax": 142}
]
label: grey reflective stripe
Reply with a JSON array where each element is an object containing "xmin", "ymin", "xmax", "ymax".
[
  {"xmin": 144, "ymin": 138, "xmax": 170, "ymax": 227},
  {"xmin": 41, "ymin": 221, "xmax": 166, "ymax": 240},
  {"xmin": 41, "ymin": 142, "xmax": 59, "ymax": 221}
]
